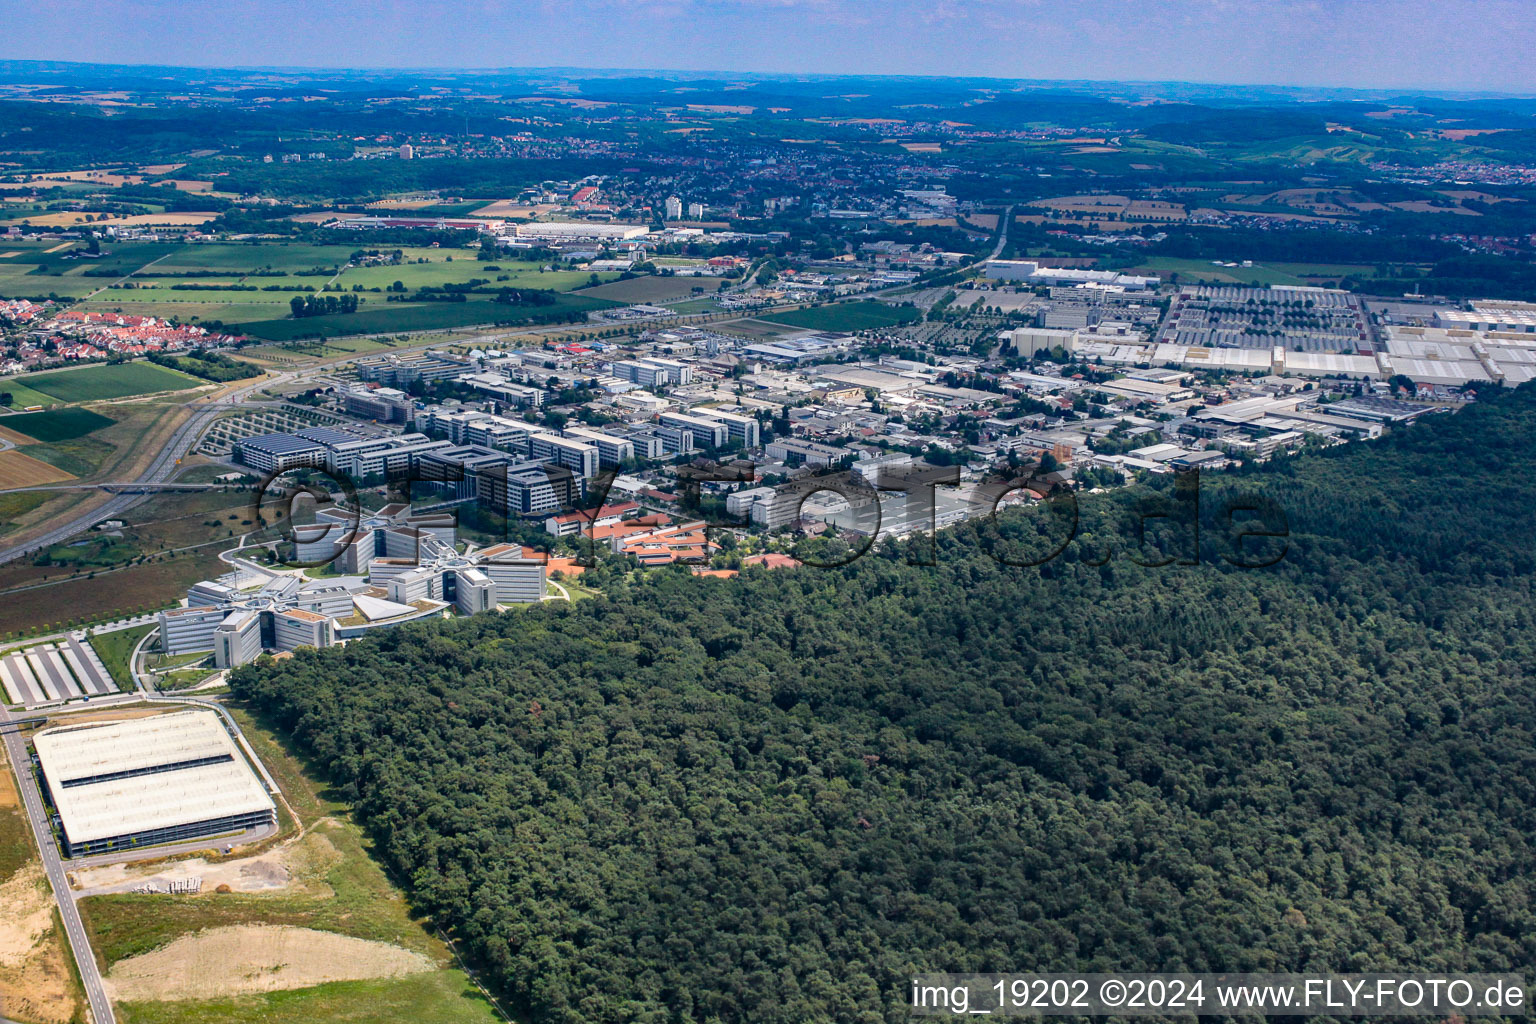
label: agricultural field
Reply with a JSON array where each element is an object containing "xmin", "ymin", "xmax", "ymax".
[
  {"xmin": 0, "ymin": 491, "xmax": 55, "ymax": 536},
  {"xmin": 0, "ymin": 407, "xmax": 117, "ymax": 442},
  {"xmin": 714, "ymin": 318, "xmax": 805, "ymax": 339},
  {"xmin": 759, "ymin": 299, "xmax": 922, "ymax": 332},
  {"xmin": 13, "ymin": 400, "xmax": 174, "ymax": 480},
  {"xmin": 0, "ymin": 378, "xmax": 65, "ymax": 409},
  {"xmin": 6, "ymin": 240, "xmax": 184, "ymax": 277},
  {"xmin": 584, "ymin": 274, "xmax": 718, "ymax": 304},
  {"xmin": 78, "ymin": 708, "xmax": 503, "ymax": 1024},
  {"xmin": 0, "ymin": 488, "xmax": 269, "ymax": 639},
  {"xmin": 152, "ymin": 243, "xmax": 356, "ymax": 273},
  {"xmin": 667, "ymin": 296, "xmax": 726, "ymax": 313},
  {"xmin": 0, "ymin": 448, "xmax": 76, "ymax": 487},
  {"xmin": 56, "ymin": 240, "xmax": 623, "ymax": 332},
  {"xmin": 10, "ymin": 362, "xmax": 202, "ymax": 403},
  {"xmin": 237, "ymin": 292, "xmax": 617, "ymax": 341},
  {"xmin": 1126, "ymin": 256, "xmax": 1382, "ymax": 286},
  {"xmin": 0, "ymin": 550, "xmax": 228, "ymax": 637}
]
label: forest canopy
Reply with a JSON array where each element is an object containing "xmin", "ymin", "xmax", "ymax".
[{"xmin": 231, "ymin": 386, "xmax": 1536, "ymax": 1024}]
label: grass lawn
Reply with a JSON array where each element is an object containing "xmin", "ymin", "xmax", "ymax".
[
  {"xmin": 113, "ymin": 972, "xmax": 503, "ymax": 1024},
  {"xmin": 38, "ymin": 536, "xmax": 143, "ymax": 569},
  {"xmin": 760, "ymin": 300, "xmax": 922, "ymax": 332},
  {"xmin": 235, "ymin": 293, "xmax": 617, "ymax": 341},
  {"xmin": 15, "ymin": 362, "xmax": 202, "ymax": 403},
  {"xmin": 0, "ymin": 407, "xmax": 116, "ymax": 442},
  {"xmin": 19, "ymin": 435, "xmax": 116, "ymax": 477},
  {"xmin": 0, "ymin": 491, "xmax": 53, "ymax": 537},
  {"xmin": 89, "ymin": 623, "xmax": 153, "ymax": 688}
]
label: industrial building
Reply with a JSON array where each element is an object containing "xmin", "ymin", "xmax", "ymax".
[
  {"xmin": 33, "ymin": 710, "xmax": 276, "ymax": 857},
  {"xmin": 513, "ymin": 221, "xmax": 649, "ymax": 241}
]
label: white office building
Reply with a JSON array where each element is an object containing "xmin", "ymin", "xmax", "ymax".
[
  {"xmin": 659, "ymin": 412, "xmax": 729, "ymax": 449},
  {"xmin": 159, "ymin": 606, "xmax": 228, "ymax": 655},
  {"xmin": 273, "ymin": 608, "xmax": 333, "ymax": 652},
  {"xmin": 214, "ymin": 611, "xmax": 263, "ymax": 669}
]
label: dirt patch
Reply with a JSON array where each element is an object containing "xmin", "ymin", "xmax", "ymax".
[
  {"xmin": 73, "ymin": 829, "xmax": 343, "ymax": 897},
  {"xmin": 0, "ymin": 862, "xmax": 80, "ymax": 1024},
  {"xmin": 0, "ymin": 863, "xmax": 52, "ymax": 959},
  {"xmin": 105, "ymin": 924, "xmax": 434, "ymax": 1001},
  {"xmin": 90, "ymin": 212, "xmax": 219, "ymax": 227},
  {"xmin": 470, "ymin": 199, "xmax": 552, "ymax": 219},
  {"xmin": 0, "ymin": 449, "xmax": 75, "ymax": 487}
]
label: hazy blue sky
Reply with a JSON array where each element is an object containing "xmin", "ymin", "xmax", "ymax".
[{"xmin": 4, "ymin": 0, "xmax": 1534, "ymax": 93}]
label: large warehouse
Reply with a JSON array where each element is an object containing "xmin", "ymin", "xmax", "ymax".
[{"xmin": 33, "ymin": 710, "xmax": 276, "ymax": 858}]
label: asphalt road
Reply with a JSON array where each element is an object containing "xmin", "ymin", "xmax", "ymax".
[
  {"xmin": 0, "ymin": 703, "xmax": 116, "ymax": 1024},
  {"xmin": 0, "ymin": 373, "xmax": 276, "ymax": 566}
]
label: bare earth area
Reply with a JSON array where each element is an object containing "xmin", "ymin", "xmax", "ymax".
[
  {"xmin": 104, "ymin": 924, "xmax": 434, "ymax": 1001},
  {"xmin": 0, "ymin": 862, "xmax": 80, "ymax": 1024},
  {"xmin": 71, "ymin": 828, "xmax": 344, "ymax": 897}
]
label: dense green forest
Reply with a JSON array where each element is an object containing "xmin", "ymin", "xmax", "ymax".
[{"xmin": 231, "ymin": 386, "xmax": 1536, "ymax": 1024}]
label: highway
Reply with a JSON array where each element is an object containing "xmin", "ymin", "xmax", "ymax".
[
  {"xmin": 0, "ymin": 481, "xmax": 228, "ymax": 495},
  {"xmin": 0, "ymin": 703, "xmax": 116, "ymax": 1024},
  {"xmin": 0, "ymin": 372, "xmax": 277, "ymax": 566}
]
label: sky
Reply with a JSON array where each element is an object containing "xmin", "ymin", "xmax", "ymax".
[{"xmin": 3, "ymin": 0, "xmax": 1535, "ymax": 94}]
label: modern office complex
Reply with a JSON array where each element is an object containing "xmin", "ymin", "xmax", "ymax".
[
  {"xmin": 33, "ymin": 710, "xmax": 277, "ymax": 857},
  {"xmin": 159, "ymin": 504, "xmax": 548, "ymax": 668}
]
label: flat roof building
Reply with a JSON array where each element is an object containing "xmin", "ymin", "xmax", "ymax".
[{"xmin": 34, "ymin": 710, "xmax": 276, "ymax": 858}]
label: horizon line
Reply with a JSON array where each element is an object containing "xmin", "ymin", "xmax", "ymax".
[{"xmin": 0, "ymin": 57, "xmax": 1533, "ymax": 101}]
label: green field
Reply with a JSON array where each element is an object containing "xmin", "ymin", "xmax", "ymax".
[
  {"xmin": 0, "ymin": 379, "xmax": 61, "ymax": 408},
  {"xmin": 114, "ymin": 972, "xmax": 502, "ymax": 1024},
  {"xmin": 18, "ymin": 436, "xmax": 115, "ymax": 477},
  {"xmin": 15, "ymin": 362, "xmax": 202, "ymax": 402},
  {"xmin": 584, "ymin": 274, "xmax": 716, "ymax": 304},
  {"xmin": 89, "ymin": 623, "xmax": 153, "ymax": 688},
  {"xmin": 0, "ymin": 407, "xmax": 116, "ymax": 442},
  {"xmin": 237, "ymin": 293, "xmax": 617, "ymax": 341},
  {"xmin": 0, "ymin": 492, "xmax": 53, "ymax": 537},
  {"xmin": 1128, "ymin": 257, "xmax": 1379, "ymax": 287},
  {"xmin": 69, "ymin": 246, "xmax": 614, "ymax": 327},
  {"xmin": 153, "ymin": 243, "xmax": 355, "ymax": 273},
  {"xmin": 760, "ymin": 300, "xmax": 922, "ymax": 332},
  {"xmin": 336, "ymin": 262, "xmax": 603, "ymax": 292}
]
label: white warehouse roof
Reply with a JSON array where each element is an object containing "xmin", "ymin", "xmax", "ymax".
[{"xmin": 34, "ymin": 710, "xmax": 274, "ymax": 848}]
